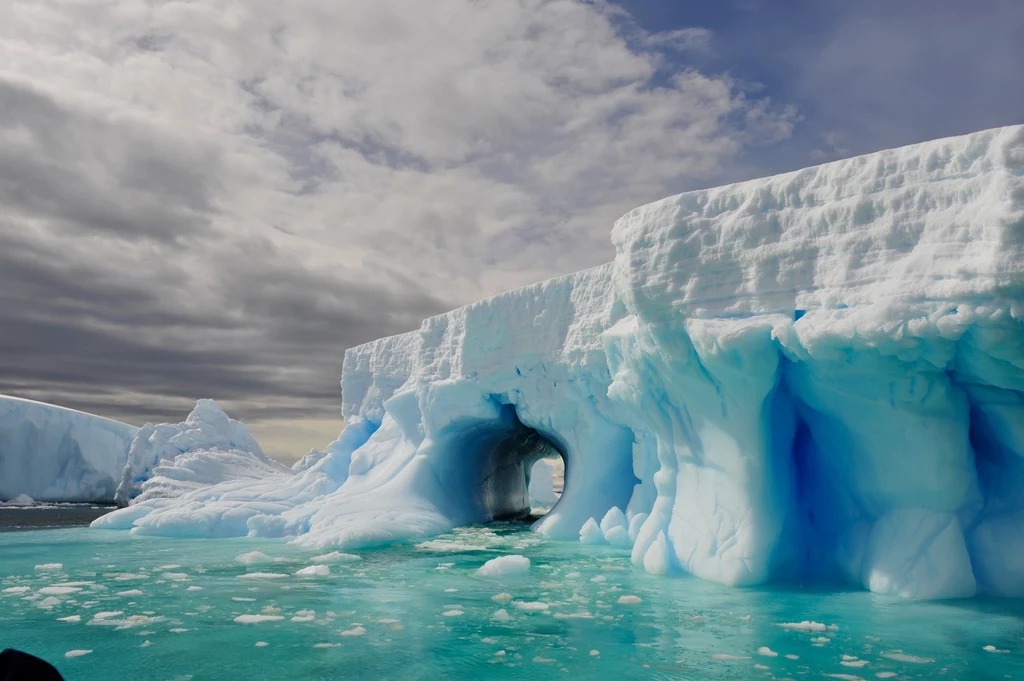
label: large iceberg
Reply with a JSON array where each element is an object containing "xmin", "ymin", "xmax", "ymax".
[
  {"xmin": 0, "ymin": 396, "xmax": 137, "ymax": 502},
  {"xmin": 93, "ymin": 125, "xmax": 1024, "ymax": 599}
]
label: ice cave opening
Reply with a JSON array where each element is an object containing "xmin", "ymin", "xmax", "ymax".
[{"xmin": 435, "ymin": 403, "xmax": 567, "ymax": 524}]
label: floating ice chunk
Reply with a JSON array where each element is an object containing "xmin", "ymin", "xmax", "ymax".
[
  {"xmin": 295, "ymin": 565, "xmax": 330, "ymax": 577},
  {"xmin": 599, "ymin": 507, "xmax": 630, "ymax": 547},
  {"xmin": 477, "ymin": 555, "xmax": 530, "ymax": 577},
  {"xmin": 533, "ymin": 657, "xmax": 556, "ymax": 664},
  {"xmin": 880, "ymin": 651, "xmax": 933, "ymax": 664},
  {"xmin": 875, "ymin": 674, "xmax": 897, "ymax": 679},
  {"xmin": 236, "ymin": 552, "xmax": 271, "ymax": 565},
  {"xmin": 491, "ymin": 593, "xmax": 512, "ymax": 602},
  {"xmin": 311, "ymin": 551, "xmax": 361, "ymax": 563},
  {"xmin": 711, "ymin": 653, "xmax": 750, "ymax": 661},
  {"xmin": 579, "ymin": 518, "xmax": 603, "ymax": 545},
  {"xmin": 616, "ymin": 595, "xmax": 642, "ymax": 605},
  {"xmin": 340, "ymin": 626, "xmax": 366, "ymax": 637},
  {"xmin": 117, "ymin": 589, "xmax": 144, "ymax": 596},
  {"xmin": 35, "ymin": 563, "xmax": 63, "ymax": 571},
  {"xmin": 139, "ymin": 641, "xmax": 151, "ymax": 648},
  {"xmin": 313, "ymin": 643, "xmax": 341, "ymax": 648},
  {"xmin": 5, "ymin": 494, "xmax": 35, "ymax": 506},
  {"xmin": 93, "ymin": 611, "xmax": 123, "ymax": 620},
  {"xmin": 983, "ymin": 644, "xmax": 1010, "ymax": 653},
  {"xmin": 589, "ymin": 650, "xmax": 599, "ymax": 656},
  {"xmin": 757, "ymin": 646, "xmax": 778, "ymax": 657},
  {"xmin": 513, "ymin": 601, "xmax": 548, "ymax": 612},
  {"xmin": 776, "ymin": 621, "xmax": 828, "ymax": 632},
  {"xmin": 627, "ymin": 513, "xmax": 647, "ymax": 543},
  {"xmin": 255, "ymin": 641, "xmax": 268, "ymax": 647},
  {"xmin": 187, "ymin": 586, "xmax": 203, "ymax": 591},
  {"xmin": 57, "ymin": 615, "xmax": 81, "ymax": 622},
  {"xmin": 442, "ymin": 609, "xmax": 464, "ymax": 617},
  {"xmin": 65, "ymin": 650, "xmax": 92, "ymax": 658},
  {"xmin": 237, "ymin": 573, "xmax": 287, "ymax": 580},
  {"xmin": 2, "ymin": 586, "xmax": 31, "ymax": 595},
  {"xmin": 37, "ymin": 596, "xmax": 62, "ymax": 608},
  {"xmin": 38, "ymin": 586, "xmax": 81, "ymax": 595},
  {"xmin": 841, "ymin": 659, "xmax": 869, "ymax": 668},
  {"xmin": 491, "ymin": 609, "xmax": 512, "ymax": 621},
  {"xmin": 234, "ymin": 614, "xmax": 284, "ymax": 624}
]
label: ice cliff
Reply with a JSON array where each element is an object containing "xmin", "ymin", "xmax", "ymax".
[
  {"xmin": 0, "ymin": 396, "xmax": 276, "ymax": 506},
  {"xmin": 0, "ymin": 396, "xmax": 137, "ymax": 502},
  {"xmin": 94, "ymin": 125, "xmax": 1024, "ymax": 599}
]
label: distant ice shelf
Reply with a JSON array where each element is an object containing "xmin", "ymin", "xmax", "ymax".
[
  {"xmin": 0, "ymin": 396, "xmax": 137, "ymax": 503},
  {"xmin": 85, "ymin": 124, "xmax": 1024, "ymax": 599}
]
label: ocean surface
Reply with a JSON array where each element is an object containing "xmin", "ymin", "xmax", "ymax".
[{"xmin": 1, "ymin": 517, "xmax": 1022, "ymax": 680}]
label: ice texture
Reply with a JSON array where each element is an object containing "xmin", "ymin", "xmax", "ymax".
[
  {"xmin": 93, "ymin": 125, "xmax": 1024, "ymax": 599},
  {"xmin": 113, "ymin": 399, "xmax": 285, "ymax": 506},
  {"xmin": 0, "ymin": 396, "xmax": 137, "ymax": 502}
]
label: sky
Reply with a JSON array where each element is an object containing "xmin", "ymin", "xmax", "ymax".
[{"xmin": 1, "ymin": 0, "xmax": 1021, "ymax": 463}]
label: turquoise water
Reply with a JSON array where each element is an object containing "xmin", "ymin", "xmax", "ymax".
[{"xmin": 1, "ymin": 523, "xmax": 1022, "ymax": 680}]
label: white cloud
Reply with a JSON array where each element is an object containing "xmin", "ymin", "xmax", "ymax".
[{"xmin": 0, "ymin": 0, "xmax": 797, "ymax": 422}]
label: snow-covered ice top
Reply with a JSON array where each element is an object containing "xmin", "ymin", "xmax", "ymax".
[
  {"xmin": 0, "ymin": 396, "xmax": 137, "ymax": 502},
  {"xmin": 94, "ymin": 125, "xmax": 1024, "ymax": 600}
]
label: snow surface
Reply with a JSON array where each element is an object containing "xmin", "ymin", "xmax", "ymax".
[
  {"xmin": 0, "ymin": 396, "xmax": 137, "ymax": 502},
  {"xmin": 92, "ymin": 125, "xmax": 1024, "ymax": 599}
]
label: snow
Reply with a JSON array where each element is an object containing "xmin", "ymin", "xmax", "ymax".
[
  {"xmin": 89, "ymin": 124, "xmax": 1024, "ymax": 600},
  {"xmin": 0, "ymin": 396, "xmax": 137, "ymax": 502},
  {"xmin": 477, "ymin": 555, "xmax": 530, "ymax": 577}
]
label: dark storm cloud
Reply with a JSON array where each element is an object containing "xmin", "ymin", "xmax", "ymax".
[
  {"xmin": 0, "ymin": 80, "xmax": 218, "ymax": 242},
  {"xmin": 0, "ymin": 222, "xmax": 446, "ymax": 424},
  {"xmin": 0, "ymin": 0, "xmax": 805, "ymax": 428}
]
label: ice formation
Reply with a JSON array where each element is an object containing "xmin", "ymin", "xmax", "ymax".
[
  {"xmin": 0, "ymin": 396, "xmax": 137, "ymax": 502},
  {"xmin": 113, "ymin": 399, "xmax": 286, "ymax": 506},
  {"xmin": 93, "ymin": 125, "xmax": 1024, "ymax": 599},
  {"xmin": 528, "ymin": 458, "xmax": 559, "ymax": 507}
]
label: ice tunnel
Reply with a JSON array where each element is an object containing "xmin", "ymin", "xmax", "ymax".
[
  {"xmin": 429, "ymin": 404, "xmax": 565, "ymax": 522},
  {"xmin": 92, "ymin": 124, "xmax": 1024, "ymax": 600}
]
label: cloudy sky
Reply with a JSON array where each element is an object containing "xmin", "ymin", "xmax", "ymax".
[{"xmin": 1, "ymin": 0, "xmax": 1021, "ymax": 462}]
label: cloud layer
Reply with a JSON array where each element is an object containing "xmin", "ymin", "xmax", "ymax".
[{"xmin": 0, "ymin": 0, "xmax": 799, "ymax": 426}]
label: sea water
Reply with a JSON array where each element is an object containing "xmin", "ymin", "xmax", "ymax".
[{"xmin": 1, "ymin": 521, "xmax": 1022, "ymax": 680}]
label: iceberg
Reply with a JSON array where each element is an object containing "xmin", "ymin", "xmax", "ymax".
[
  {"xmin": 93, "ymin": 125, "xmax": 1024, "ymax": 599},
  {"xmin": 0, "ymin": 396, "xmax": 137, "ymax": 502},
  {"xmin": 113, "ymin": 399, "xmax": 287, "ymax": 506}
]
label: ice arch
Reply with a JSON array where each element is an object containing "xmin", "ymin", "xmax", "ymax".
[{"xmin": 94, "ymin": 125, "xmax": 1024, "ymax": 599}]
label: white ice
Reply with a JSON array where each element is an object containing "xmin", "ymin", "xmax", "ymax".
[
  {"xmin": 112, "ymin": 399, "xmax": 286, "ymax": 506},
  {"xmin": 89, "ymin": 125, "xmax": 1024, "ymax": 600},
  {"xmin": 0, "ymin": 396, "xmax": 136, "ymax": 502}
]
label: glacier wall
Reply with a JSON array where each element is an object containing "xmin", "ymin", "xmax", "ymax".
[
  {"xmin": 0, "ymin": 396, "xmax": 137, "ymax": 502},
  {"xmin": 94, "ymin": 125, "xmax": 1024, "ymax": 599}
]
